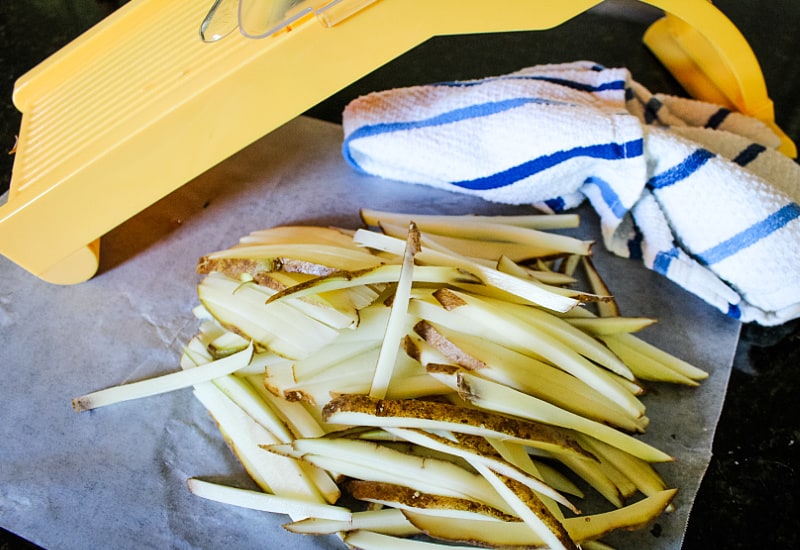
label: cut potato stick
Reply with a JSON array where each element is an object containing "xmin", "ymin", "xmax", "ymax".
[
  {"xmin": 552, "ymin": 450, "xmax": 625, "ymax": 508},
  {"xmin": 384, "ymin": 427, "xmax": 578, "ymax": 513},
  {"xmin": 602, "ymin": 334, "xmax": 701, "ymax": 385},
  {"xmin": 211, "ymin": 374, "xmax": 295, "ymax": 443},
  {"xmin": 412, "ymin": 320, "xmax": 645, "ymax": 432},
  {"xmin": 237, "ymin": 225, "xmax": 356, "ymax": 247},
  {"xmin": 264, "ymin": 264, "xmax": 476, "ymax": 305},
  {"xmin": 198, "ymin": 243, "xmax": 382, "ymax": 275},
  {"xmin": 470, "ymin": 461, "xmax": 577, "ymax": 550},
  {"xmin": 71, "ymin": 343, "xmax": 253, "ymax": 412},
  {"xmin": 487, "ymin": 438, "xmax": 581, "ymax": 497},
  {"xmin": 273, "ymin": 437, "xmax": 516, "ymax": 516},
  {"xmin": 402, "ymin": 489, "xmax": 678, "ymax": 547},
  {"xmin": 322, "ymin": 393, "xmax": 592, "ymax": 460},
  {"xmin": 193, "ymin": 380, "xmax": 339, "ymax": 506},
  {"xmin": 345, "ymin": 529, "xmax": 478, "ymax": 550},
  {"xmin": 371, "ymin": 222, "xmax": 420, "ymax": 398},
  {"xmin": 380, "ymin": 221, "xmax": 563, "ymax": 264},
  {"xmin": 457, "ymin": 372, "xmax": 673, "ymax": 463},
  {"xmin": 427, "ymin": 288, "xmax": 646, "ymax": 419},
  {"xmin": 187, "ymin": 478, "xmax": 350, "ymax": 520},
  {"xmin": 492, "ymin": 298, "xmax": 634, "ymax": 380},
  {"xmin": 368, "ymin": 214, "xmax": 593, "ymax": 256},
  {"xmin": 359, "ymin": 208, "xmax": 581, "ymax": 231},
  {"xmin": 198, "ymin": 273, "xmax": 339, "ymax": 359},
  {"xmin": 353, "ymin": 228, "xmax": 580, "ymax": 312},
  {"xmin": 207, "ymin": 330, "xmax": 251, "ymax": 357},
  {"xmin": 602, "ymin": 332, "xmax": 709, "ymax": 382},
  {"xmin": 577, "ymin": 434, "xmax": 669, "ymax": 501},
  {"xmin": 495, "ymin": 254, "xmax": 578, "ymax": 286},
  {"xmin": 564, "ymin": 315, "xmax": 657, "ymax": 335},
  {"xmin": 581, "ymin": 255, "xmax": 621, "ymax": 317},
  {"xmin": 345, "ymin": 480, "xmax": 515, "ymax": 521},
  {"xmin": 283, "ymin": 508, "xmax": 419, "ymax": 536},
  {"xmin": 244, "ymin": 375, "xmax": 327, "ymax": 439}
]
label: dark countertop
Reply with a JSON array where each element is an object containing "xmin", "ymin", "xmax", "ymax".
[{"xmin": 1, "ymin": 1, "xmax": 798, "ymax": 548}]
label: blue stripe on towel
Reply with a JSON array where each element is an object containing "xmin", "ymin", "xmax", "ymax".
[
  {"xmin": 727, "ymin": 303, "xmax": 742, "ymax": 319},
  {"xmin": 583, "ymin": 176, "xmax": 627, "ymax": 218},
  {"xmin": 653, "ymin": 246, "xmax": 680, "ymax": 275},
  {"xmin": 433, "ymin": 76, "xmax": 626, "ymax": 94},
  {"xmin": 544, "ymin": 197, "xmax": 567, "ymax": 213},
  {"xmin": 697, "ymin": 203, "xmax": 800, "ymax": 265},
  {"xmin": 526, "ymin": 76, "xmax": 625, "ymax": 93},
  {"xmin": 646, "ymin": 149, "xmax": 714, "ymax": 190},
  {"xmin": 450, "ymin": 139, "xmax": 644, "ymax": 191},
  {"xmin": 627, "ymin": 227, "xmax": 644, "ymax": 260},
  {"xmin": 342, "ymin": 97, "xmax": 563, "ymax": 170},
  {"xmin": 732, "ymin": 143, "xmax": 767, "ymax": 166}
]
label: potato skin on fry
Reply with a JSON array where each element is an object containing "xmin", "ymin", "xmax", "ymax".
[
  {"xmin": 345, "ymin": 480, "xmax": 517, "ymax": 521},
  {"xmin": 322, "ymin": 393, "xmax": 593, "ymax": 460},
  {"xmin": 403, "ymin": 488, "xmax": 678, "ymax": 547},
  {"xmin": 196, "ymin": 257, "xmax": 279, "ymax": 277}
]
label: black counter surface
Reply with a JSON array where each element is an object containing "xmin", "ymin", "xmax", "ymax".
[{"xmin": 1, "ymin": 1, "xmax": 798, "ymax": 548}]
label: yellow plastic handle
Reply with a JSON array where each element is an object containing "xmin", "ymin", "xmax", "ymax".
[
  {"xmin": 1, "ymin": 0, "xmax": 794, "ymax": 286},
  {"xmin": 642, "ymin": 0, "xmax": 796, "ymax": 157}
]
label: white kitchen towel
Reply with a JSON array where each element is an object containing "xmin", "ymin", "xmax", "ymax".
[{"xmin": 342, "ymin": 61, "xmax": 800, "ymax": 325}]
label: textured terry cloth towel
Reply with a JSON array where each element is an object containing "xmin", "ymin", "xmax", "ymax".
[{"xmin": 342, "ymin": 61, "xmax": 800, "ymax": 326}]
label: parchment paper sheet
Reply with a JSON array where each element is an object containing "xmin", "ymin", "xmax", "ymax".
[{"xmin": 0, "ymin": 116, "xmax": 739, "ymax": 549}]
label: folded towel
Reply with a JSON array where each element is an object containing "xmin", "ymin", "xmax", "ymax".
[{"xmin": 342, "ymin": 61, "xmax": 800, "ymax": 325}]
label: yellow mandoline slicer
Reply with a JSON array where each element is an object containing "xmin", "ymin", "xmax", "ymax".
[{"xmin": 2, "ymin": 0, "xmax": 795, "ymax": 284}]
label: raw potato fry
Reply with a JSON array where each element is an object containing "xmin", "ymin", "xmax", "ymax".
[
  {"xmin": 601, "ymin": 331, "xmax": 709, "ymax": 383},
  {"xmin": 425, "ymin": 288, "xmax": 647, "ymax": 419},
  {"xmin": 564, "ymin": 315, "xmax": 657, "ymax": 336},
  {"xmin": 198, "ymin": 242, "xmax": 383, "ymax": 275},
  {"xmin": 352, "ymin": 228, "xmax": 582, "ymax": 312},
  {"xmin": 402, "ymin": 489, "xmax": 678, "ymax": 547},
  {"xmin": 359, "ymin": 208, "xmax": 581, "ymax": 231},
  {"xmin": 496, "ymin": 254, "xmax": 579, "ymax": 286},
  {"xmin": 470, "ymin": 461, "xmax": 577, "ymax": 550},
  {"xmin": 264, "ymin": 264, "xmax": 476, "ymax": 305},
  {"xmin": 371, "ymin": 214, "xmax": 593, "ymax": 256},
  {"xmin": 283, "ymin": 508, "xmax": 419, "ymax": 536},
  {"xmin": 345, "ymin": 480, "xmax": 517, "ymax": 521},
  {"xmin": 456, "ymin": 371, "xmax": 673, "ymax": 463},
  {"xmin": 187, "ymin": 478, "xmax": 351, "ymax": 520},
  {"xmin": 321, "ymin": 393, "xmax": 592, "ymax": 460},
  {"xmin": 380, "ymin": 221, "xmax": 571, "ymax": 264},
  {"xmin": 192, "ymin": 380, "xmax": 339, "ymax": 506},
  {"xmin": 370, "ymin": 222, "xmax": 421, "ymax": 398},
  {"xmin": 198, "ymin": 273, "xmax": 340, "ymax": 359},
  {"xmin": 345, "ymin": 529, "xmax": 479, "ymax": 550},
  {"xmin": 71, "ymin": 209, "xmax": 712, "ymax": 549},
  {"xmin": 71, "ymin": 343, "xmax": 254, "ymax": 412},
  {"xmin": 581, "ymin": 255, "xmax": 621, "ymax": 317},
  {"xmin": 411, "ymin": 320, "xmax": 646, "ymax": 433},
  {"xmin": 577, "ymin": 434, "xmax": 669, "ymax": 501},
  {"xmin": 383, "ymin": 427, "xmax": 579, "ymax": 512},
  {"xmin": 268, "ymin": 437, "xmax": 519, "ymax": 516}
]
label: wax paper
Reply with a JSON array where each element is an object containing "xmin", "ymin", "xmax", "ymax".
[{"xmin": 0, "ymin": 116, "xmax": 739, "ymax": 549}]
